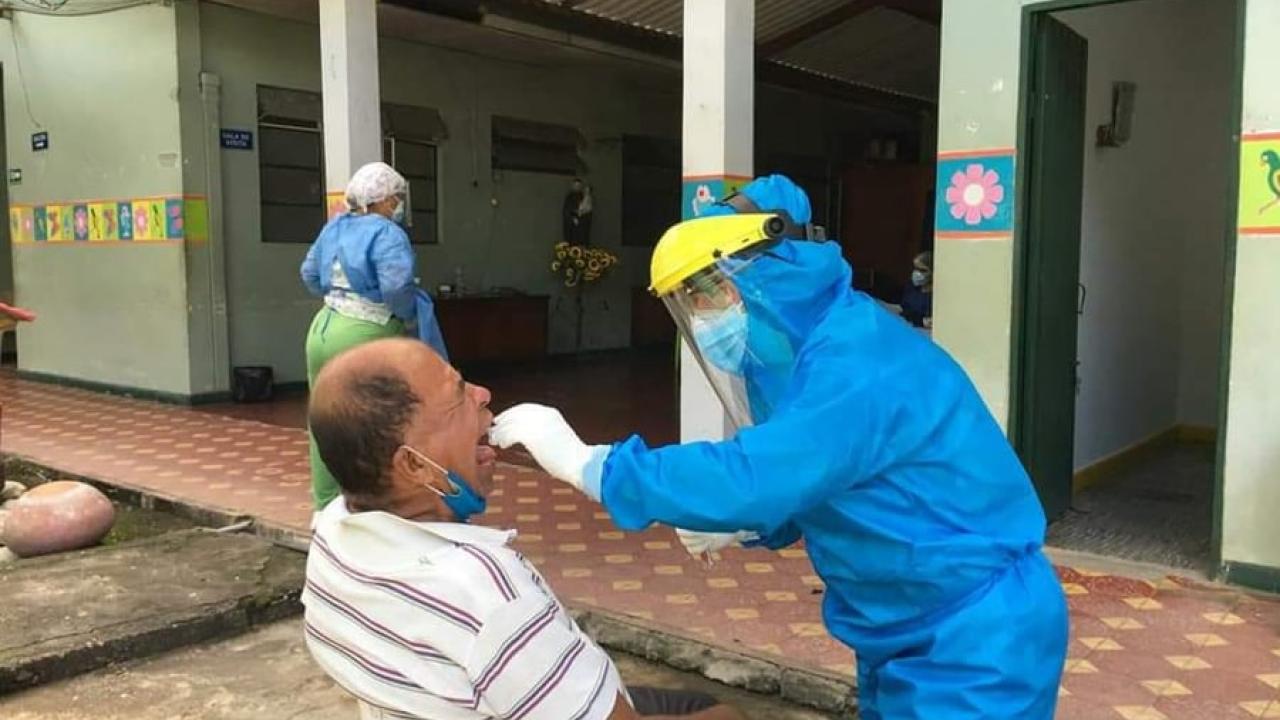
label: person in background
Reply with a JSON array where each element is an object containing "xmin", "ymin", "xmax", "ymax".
[
  {"xmin": 900, "ymin": 251, "xmax": 933, "ymax": 329},
  {"xmin": 301, "ymin": 161, "xmax": 446, "ymax": 511},
  {"xmin": 304, "ymin": 338, "xmax": 743, "ymax": 720}
]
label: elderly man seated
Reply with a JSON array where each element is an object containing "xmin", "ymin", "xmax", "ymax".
[{"xmin": 304, "ymin": 338, "xmax": 742, "ymax": 720}]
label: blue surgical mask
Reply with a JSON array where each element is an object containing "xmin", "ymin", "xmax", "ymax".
[
  {"xmin": 911, "ymin": 269, "xmax": 928, "ymax": 287},
  {"xmin": 691, "ymin": 304, "xmax": 748, "ymax": 373},
  {"xmin": 402, "ymin": 445, "xmax": 488, "ymax": 523},
  {"xmin": 391, "ymin": 199, "xmax": 407, "ymax": 226}
]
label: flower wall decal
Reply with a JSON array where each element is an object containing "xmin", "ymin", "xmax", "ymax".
[{"xmin": 934, "ymin": 152, "xmax": 1015, "ymax": 236}]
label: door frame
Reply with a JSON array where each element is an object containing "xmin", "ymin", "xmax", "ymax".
[{"xmin": 1008, "ymin": 0, "xmax": 1248, "ymax": 575}]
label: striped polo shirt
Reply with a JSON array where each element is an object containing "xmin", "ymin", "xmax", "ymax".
[{"xmin": 303, "ymin": 498, "xmax": 625, "ymax": 720}]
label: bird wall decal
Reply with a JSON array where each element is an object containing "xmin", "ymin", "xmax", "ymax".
[{"xmin": 1259, "ymin": 149, "xmax": 1280, "ymax": 215}]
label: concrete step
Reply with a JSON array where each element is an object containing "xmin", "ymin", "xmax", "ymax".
[{"xmin": 0, "ymin": 529, "xmax": 303, "ymax": 693}]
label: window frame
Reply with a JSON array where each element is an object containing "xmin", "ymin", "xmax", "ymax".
[
  {"xmin": 383, "ymin": 135, "xmax": 441, "ymax": 246},
  {"xmin": 257, "ymin": 85, "xmax": 326, "ymax": 245}
]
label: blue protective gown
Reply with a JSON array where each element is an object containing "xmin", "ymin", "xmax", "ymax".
[
  {"xmin": 596, "ymin": 176, "xmax": 1068, "ymax": 719},
  {"xmin": 301, "ymin": 213, "xmax": 448, "ymax": 360}
]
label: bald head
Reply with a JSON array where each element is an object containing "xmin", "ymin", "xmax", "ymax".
[
  {"xmin": 312, "ymin": 338, "xmax": 445, "ymax": 404},
  {"xmin": 309, "ymin": 339, "xmax": 449, "ymax": 498}
]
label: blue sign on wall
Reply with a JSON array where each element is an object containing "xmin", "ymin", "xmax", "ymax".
[
  {"xmin": 31, "ymin": 132, "xmax": 48, "ymax": 152},
  {"xmin": 220, "ymin": 129, "xmax": 254, "ymax": 150}
]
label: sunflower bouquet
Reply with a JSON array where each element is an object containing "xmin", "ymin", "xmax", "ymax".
[{"xmin": 551, "ymin": 242, "xmax": 619, "ymax": 288}]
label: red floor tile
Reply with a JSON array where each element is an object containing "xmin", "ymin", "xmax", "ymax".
[
  {"xmin": 6, "ymin": 371, "xmax": 1280, "ymax": 717},
  {"xmin": 1155, "ymin": 696, "xmax": 1278, "ymax": 720}
]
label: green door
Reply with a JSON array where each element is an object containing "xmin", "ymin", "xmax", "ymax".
[{"xmin": 1016, "ymin": 16, "xmax": 1088, "ymax": 521}]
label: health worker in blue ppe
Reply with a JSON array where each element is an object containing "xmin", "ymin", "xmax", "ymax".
[
  {"xmin": 301, "ymin": 161, "xmax": 448, "ymax": 511},
  {"xmin": 490, "ymin": 175, "xmax": 1068, "ymax": 720}
]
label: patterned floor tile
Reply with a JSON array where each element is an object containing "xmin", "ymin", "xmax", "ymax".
[{"xmin": 5, "ymin": 372, "xmax": 1280, "ymax": 715}]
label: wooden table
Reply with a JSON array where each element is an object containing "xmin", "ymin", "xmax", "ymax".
[{"xmin": 433, "ymin": 294, "xmax": 549, "ymax": 365}]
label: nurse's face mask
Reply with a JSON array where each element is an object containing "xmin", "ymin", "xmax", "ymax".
[
  {"xmin": 391, "ymin": 194, "xmax": 408, "ymax": 226},
  {"xmin": 664, "ymin": 254, "xmax": 794, "ymax": 430}
]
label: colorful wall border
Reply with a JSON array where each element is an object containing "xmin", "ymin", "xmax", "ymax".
[
  {"xmin": 1238, "ymin": 131, "xmax": 1280, "ymax": 235},
  {"xmin": 681, "ymin": 174, "xmax": 752, "ymax": 220},
  {"xmin": 326, "ymin": 191, "xmax": 346, "ymax": 220},
  {"xmin": 10, "ymin": 196, "xmax": 207, "ymax": 245},
  {"xmin": 934, "ymin": 148, "xmax": 1016, "ymax": 239}
]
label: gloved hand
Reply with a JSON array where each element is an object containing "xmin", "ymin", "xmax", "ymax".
[
  {"xmin": 675, "ymin": 529, "xmax": 759, "ymax": 558},
  {"xmin": 490, "ymin": 404, "xmax": 608, "ymax": 496}
]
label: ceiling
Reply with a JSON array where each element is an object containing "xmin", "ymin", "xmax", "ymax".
[{"xmin": 208, "ymin": 0, "xmax": 939, "ymax": 111}]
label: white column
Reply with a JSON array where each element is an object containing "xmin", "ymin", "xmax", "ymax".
[
  {"xmin": 679, "ymin": 0, "xmax": 754, "ymax": 442},
  {"xmin": 320, "ymin": 0, "xmax": 383, "ymax": 215}
]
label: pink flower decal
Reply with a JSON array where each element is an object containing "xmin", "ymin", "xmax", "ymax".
[
  {"xmin": 945, "ymin": 163, "xmax": 1005, "ymax": 226},
  {"xmin": 74, "ymin": 207, "xmax": 88, "ymax": 236},
  {"xmin": 135, "ymin": 207, "xmax": 149, "ymax": 236}
]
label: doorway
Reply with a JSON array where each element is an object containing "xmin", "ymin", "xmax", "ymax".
[{"xmin": 1014, "ymin": 0, "xmax": 1238, "ymax": 570}]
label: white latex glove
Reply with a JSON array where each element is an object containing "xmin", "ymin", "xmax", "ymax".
[
  {"xmin": 675, "ymin": 529, "xmax": 759, "ymax": 559},
  {"xmin": 490, "ymin": 404, "xmax": 604, "ymax": 492}
]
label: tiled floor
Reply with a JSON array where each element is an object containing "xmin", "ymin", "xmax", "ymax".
[
  {"xmin": 1048, "ymin": 445, "xmax": 1215, "ymax": 571},
  {"xmin": 3, "ymin": 372, "xmax": 1279, "ymax": 718}
]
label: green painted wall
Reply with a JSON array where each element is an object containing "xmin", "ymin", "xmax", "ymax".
[
  {"xmin": 176, "ymin": 0, "xmax": 230, "ymax": 397},
  {"xmin": 1, "ymin": 5, "xmax": 193, "ymax": 395},
  {"xmin": 198, "ymin": 2, "xmax": 915, "ymax": 383},
  {"xmin": 1221, "ymin": 0, "xmax": 1280, "ymax": 571},
  {"xmin": 0, "ymin": 1, "xmax": 918, "ymax": 396}
]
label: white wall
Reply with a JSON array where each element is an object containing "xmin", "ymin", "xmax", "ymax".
[
  {"xmin": 0, "ymin": 6, "xmax": 195, "ymax": 395},
  {"xmin": 199, "ymin": 2, "xmax": 914, "ymax": 383},
  {"xmin": 1059, "ymin": 0, "xmax": 1232, "ymax": 469},
  {"xmin": 1221, "ymin": 0, "xmax": 1280, "ymax": 572}
]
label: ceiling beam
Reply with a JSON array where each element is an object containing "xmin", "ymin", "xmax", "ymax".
[
  {"xmin": 757, "ymin": 0, "xmax": 940, "ymax": 58},
  {"xmin": 381, "ymin": 0, "xmax": 484, "ymax": 23}
]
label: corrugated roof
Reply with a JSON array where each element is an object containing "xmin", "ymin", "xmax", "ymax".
[
  {"xmin": 775, "ymin": 6, "xmax": 939, "ymax": 100},
  {"xmin": 539, "ymin": 0, "xmax": 938, "ymax": 101},
  {"xmin": 565, "ymin": 0, "xmax": 862, "ymax": 40}
]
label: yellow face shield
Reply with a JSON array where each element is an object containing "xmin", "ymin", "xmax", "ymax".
[{"xmin": 648, "ymin": 215, "xmax": 793, "ymax": 429}]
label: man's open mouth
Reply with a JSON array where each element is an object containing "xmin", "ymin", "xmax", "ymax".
[{"xmin": 476, "ymin": 444, "xmax": 497, "ymax": 468}]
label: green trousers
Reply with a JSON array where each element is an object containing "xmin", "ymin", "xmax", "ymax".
[{"xmin": 306, "ymin": 307, "xmax": 404, "ymax": 509}]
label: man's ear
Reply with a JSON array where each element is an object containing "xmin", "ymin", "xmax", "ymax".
[{"xmin": 390, "ymin": 446, "xmax": 423, "ymax": 481}]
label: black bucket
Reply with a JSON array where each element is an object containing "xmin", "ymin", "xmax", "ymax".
[{"xmin": 232, "ymin": 366, "xmax": 274, "ymax": 403}]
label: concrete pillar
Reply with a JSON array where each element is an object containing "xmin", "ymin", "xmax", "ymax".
[
  {"xmin": 679, "ymin": 0, "xmax": 754, "ymax": 441},
  {"xmin": 319, "ymin": 0, "xmax": 382, "ymax": 216}
]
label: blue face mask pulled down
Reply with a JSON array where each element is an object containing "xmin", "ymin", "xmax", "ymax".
[
  {"xmin": 402, "ymin": 445, "xmax": 488, "ymax": 523},
  {"xmin": 439, "ymin": 472, "xmax": 486, "ymax": 522}
]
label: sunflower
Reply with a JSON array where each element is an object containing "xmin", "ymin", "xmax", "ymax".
[{"xmin": 551, "ymin": 243, "xmax": 619, "ymax": 288}]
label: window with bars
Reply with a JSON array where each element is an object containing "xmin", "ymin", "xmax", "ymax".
[
  {"xmin": 256, "ymin": 87, "xmax": 448, "ymax": 244},
  {"xmin": 258, "ymin": 86, "xmax": 325, "ymax": 244},
  {"xmin": 491, "ymin": 115, "xmax": 585, "ymax": 176},
  {"xmin": 383, "ymin": 136, "xmax": 439, "ymax": 245}
]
